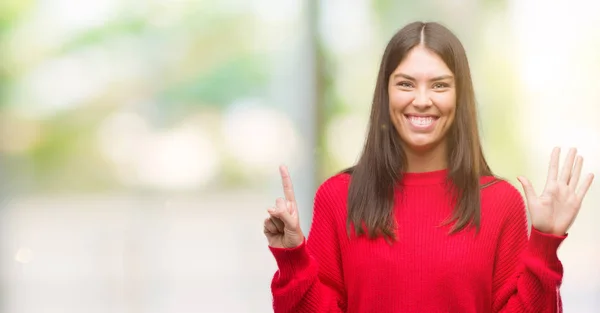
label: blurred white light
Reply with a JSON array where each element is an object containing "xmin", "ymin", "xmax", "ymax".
[
  {"xmin": 222, "ymin": 100, "xmax": 301, "ymax": 172},
  {"xmin": 98, "ymin": 111, "xmax": 220, "ymax": 189},
  {"xmin": 15, "ymin": 247, "xmax": 34, "ymax": 264},
  {"xmin": 37, "ymin": 0, "xmax": 119, "ymax": 34},
  {"xmin": 326, "ymin": 114, "xmax": 367, "ymax": 168},
  {"xmin": 14, "ymin": 54, "xmax": 105, "ymax": 118},
  {"xmin": 10, "ymin": 35, "xmax": 151, "ymax": 118},
  {"xmin": 510, "ymin": 0, "xmax": 600, "ymax": 177},
  {"xmin": 320, "ymin": 0, "xmax": 373, "ymax": 55},
  {"xmin": 253, "ymin": 0, "xmax": 302, "ymax": 23},
  {"xmin": 135, "ymin": 125, "xmax": 220, "ymax": 190}
]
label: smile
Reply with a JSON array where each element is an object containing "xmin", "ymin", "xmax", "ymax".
[{"xmin": 404, "ymin": 115, "xmax": 439, "ymax": 128}]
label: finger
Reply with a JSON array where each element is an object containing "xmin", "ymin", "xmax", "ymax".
[
  {"xmin": 275, "ymin": 197, "xmax": 288, "ymax": 215},
  {"xmin": 287, "ymin": 200, "xmax": 296, "ymax": 216},
  {"xmin": 569, "ymin": 155, "xmax": 583, "ymax": 191},
  {"xmin": 263, "ymin": 217, "xmax": 279, "ymax": 234},
  {"xmin": 518, "ymin": 176, "xmax": 538, "ymax": 204},
  {"xmin": 278, "ymin": 198, "xmax": 298, "ymax": 219},
  {"xmin": 559, "ymin": 148, "xmax": 577, "ymax": 184},
  {"xmin": 269, "ymin": 198, "xmax": 296, "ymax": 228},
  {"xmin": 273, "ymin": 198, "xmax": 288, "ymax": 231},
  {"xmin": 545, "ymin": 147, "xmax": 561, "ymax": 187},
  {"xmin": 279, "ymin": 165, "xmax": 296, "ymax": 203},
  {"xmin": 270, "ymin": 216, "xmax": 284, "ymax": 232},
  {"xmin": 267, "ymin": 206, "xmax": 285, "ymax": 231},
  {"xmin": 576, "ymin": 173, "xmax": 595, "ymax": 204}
]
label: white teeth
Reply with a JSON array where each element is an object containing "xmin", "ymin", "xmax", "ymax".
[{"xmin": 408, "ymin": 116, "xmax": 435, "ymax": 126}]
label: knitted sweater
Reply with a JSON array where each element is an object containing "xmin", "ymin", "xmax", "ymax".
[{"xmin": 269, "ymin": 169, "xmax": 565, "ymax": 313}]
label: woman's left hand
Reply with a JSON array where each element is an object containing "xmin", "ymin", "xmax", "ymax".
[{"xmin": 517, "ymin": 147, "xmax": 595, "ymax": 236}]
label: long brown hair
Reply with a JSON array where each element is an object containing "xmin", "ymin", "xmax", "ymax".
[{"xmin": 343, "ymin": 21, "xmax": 493, "ymax": 241}]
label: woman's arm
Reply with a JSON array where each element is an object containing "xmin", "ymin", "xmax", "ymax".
[
  {"xmin": 269, "ymin": 177, "xmax": 347, "ymax": 313},
  {"xmin": 492, "ymin": 186, "xmax": 565, "ymax": 313},
  {"xmin": 494, "ymin": 147, "xmax": 594, "ymax": 312}
]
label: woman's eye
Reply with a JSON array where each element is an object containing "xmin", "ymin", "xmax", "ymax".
[
  {"xmin": 433, "ymin": 83, "xmax": 449, "ymax": 89},
  {"xmin": 397, "ymin": 81, "xmax": 413, "ymax": 88}
]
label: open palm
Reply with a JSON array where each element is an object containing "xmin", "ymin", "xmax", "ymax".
[{"xmin": 518, "ymin": 147, "xmax": 595, "ymax": 236}]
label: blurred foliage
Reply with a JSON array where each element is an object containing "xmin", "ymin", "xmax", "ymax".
[
  {"xmin": 0, "ymin": 2, "xmax": 274, "ymax": 191},
  {"xmin": 0, "ymin": 0, "xmax": 529, "ymax": 192},
  {"xmin": 0, "ymin": 0, "xmax": 33, "ymax": 28},
  {"xmin": 58, "ymin": 19, "xmax": 148, "ymax": 54},
  {"xmin": 25, "ymin": 107, "xmax": 118, "ymax": 191},
  {"xmin": 159, "ymin": 54, "xmax": 268, "ymax": 108},
  {"xmin": 0, "ymin": 0, "xmax": 33, "ymax": 109},
  {"xmin": 372, "ymin": 0, "xmax": 423, "ymax": 33}
]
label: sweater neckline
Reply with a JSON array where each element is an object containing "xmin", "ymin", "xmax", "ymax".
[{"xmin": 400, "ymin": 169, "xmax": 449, "ymax": 186}]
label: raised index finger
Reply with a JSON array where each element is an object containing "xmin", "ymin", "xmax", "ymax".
[{"xmin": 279, "ymin": 164, "xmax": 296, "ymax": 203}]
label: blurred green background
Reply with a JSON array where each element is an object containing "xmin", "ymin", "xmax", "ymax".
[
  {"xmin": 0, "ymin": 0, "xmax": 526, "ymax": 193},
  {"xmin": 0, "ymin": 0, "xmax": 598, "ymax": 312}
]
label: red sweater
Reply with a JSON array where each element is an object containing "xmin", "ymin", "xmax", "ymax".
[{"xmin": 269, "ymin": 169, "xmax": 566, "ymax": 313}]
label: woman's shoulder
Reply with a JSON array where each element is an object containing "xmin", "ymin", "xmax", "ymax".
[
  {"xmin": 312, "ymin": 172, "xmax": 351, "ymax": 219},
  {"xmin": 316, "ymin": 172, "xmax": 351, "ymax": 197},
  {"xmin": 481, "ymin": 176, "xmax": 523, "ymax": 200},
  {"xmin": 480, "ymin": 176, "xmax": 527, "ymax": 217}
]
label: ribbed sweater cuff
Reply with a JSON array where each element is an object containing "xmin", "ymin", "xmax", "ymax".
[
  {"xmin": 527, "ymin": 227, "xmax": 566, "ymax": 269},
  {"xmin": 269, "ymin": 240, "xmax": 312, "ymax": 282}
]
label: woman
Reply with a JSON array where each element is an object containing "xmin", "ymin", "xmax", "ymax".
[{"xmin": 263, "ymin": 21, "xmax": 594, "ymax": 313}]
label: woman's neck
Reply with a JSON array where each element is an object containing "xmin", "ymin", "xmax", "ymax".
[{"xmin": 404, "ymin": 142, "xmax": 448, "ymax": 173}]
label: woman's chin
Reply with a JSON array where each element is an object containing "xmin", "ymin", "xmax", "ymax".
[{"xmin": 403, "ymin": 137, "xmax": 443, "ymax": 154}]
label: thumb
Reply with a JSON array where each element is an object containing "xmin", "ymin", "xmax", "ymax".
[
  {"xmin": 269, "ymin": 198, "xmax": 297, "ymax": 229},
  {"xmin": 517, "ymin": 176, "xmax": 537, "ymax": 203}
]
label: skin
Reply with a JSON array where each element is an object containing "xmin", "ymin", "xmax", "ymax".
[
  {"xmin": 387, "ymin": 45, "xmax": 456, "ymax": 173},
  {"xmin": 518, "ymin": 147, "xmax": 594, "ymax": 236}
]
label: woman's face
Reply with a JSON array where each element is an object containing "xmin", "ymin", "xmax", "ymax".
[{"xmin": 388, "ymin": 45, "xmax": 456, "ymax": 154}]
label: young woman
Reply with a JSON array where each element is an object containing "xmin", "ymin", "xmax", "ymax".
[{"xmin": 263, "ymin": 21, "xmax": 594, "ymax": 313}]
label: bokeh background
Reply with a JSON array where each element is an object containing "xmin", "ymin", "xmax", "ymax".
[{"xmin": 0, "ymin": 0, "xmax": 599, "ymax": 312}]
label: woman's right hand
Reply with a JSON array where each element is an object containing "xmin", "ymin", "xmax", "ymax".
[{"xmin": 264, "ymin": 165, "xmax": 305, "ymax": 249}]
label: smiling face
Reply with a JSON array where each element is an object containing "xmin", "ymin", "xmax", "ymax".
[{"xmin": 388, "ymin": 45, "xmax": 456, "ymax": 158}]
